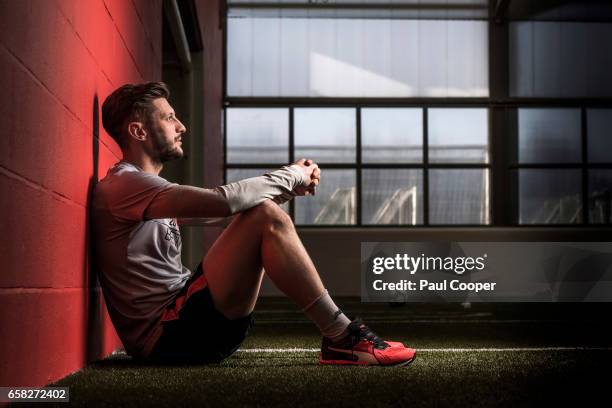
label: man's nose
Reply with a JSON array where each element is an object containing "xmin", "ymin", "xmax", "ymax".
[{"xmin": 176, "ymin": 119, "xmax": 186, "ymax": 133}]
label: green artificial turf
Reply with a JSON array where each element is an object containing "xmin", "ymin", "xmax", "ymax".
[{"xmin": 29, "ymin": 300, "xmax": 612, "ymax": 407}]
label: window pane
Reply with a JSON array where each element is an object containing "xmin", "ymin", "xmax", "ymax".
[
  {"xmin": 518, "ymin": 169, "xmax": 582, "ymax": 224},
  {"xmin": 362, "ymin": 108, "xmax": 422, "ymax": 163},
  {"xmin": 428, "ymin": 109, "xmax": 489, "ymax": 163},
  {"xmin": 589, "ymin": 170, "xmax": 612, "ymax": 224},
  {"xmin": 226, "ymin": 169, "xmax": 289, "ymax": 213},
  {"xmin": 362, "ymin": 169, "xmax": 423, "ymax": 225},
  {"xmin": 294, "ymin": 108, "xmax": 356, "ymax": 164},
  {"xmin": 295, "ymin": 170, "xmax": 356, "ymax": 225},
  {"xmin": 227, "ymin": 16, "xmax": 488, "ymax": 97},
  {"xmin": 518, "ymin": 108, "xmax": 581, "ymax": 163},
  {"xmin": 226, "ymin": 109, "xmax": 289, "ymax": 164},
  {"xmin": 588, "ymin": 109, "xmax": 612, "ymax": 163},
  {"xmin": 509, "ymin": 22, "xmax": 612, "ymax": 98},
  {"xmin": 429, "ymin": 169, "xmax": 489, "ymax": 224}
]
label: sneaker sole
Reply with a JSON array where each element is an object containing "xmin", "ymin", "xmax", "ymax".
[{"xmin": 319, "ymin": 351, "xmax": 416, "ymax": 367}]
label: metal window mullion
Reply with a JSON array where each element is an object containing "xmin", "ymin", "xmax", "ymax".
[
  {"xmin": 223, "ymin": 108, "xmax": 228, "ymax": 185},
  {"xmin": 490, "ymin": 106, "xmax": 499, "ymax": 225},
  {"xmin": 226, "ymin": 97, "xmax": 612, "ymax": 109},
  {"xmin": 229, "ymin": 3, "xmax": 488, "ymax": 12},
  {"xmin": 423, "ymin": 107, "xmax": 429, "ymax": 226},
  {"xmin": 489, "ymin": 1, "xmax": 510, "ymax": 226},
  {"xmin": 225, "ymin": 162, "xmax": 492, "ymax": 169},
  {"xmin": 222, "ymin": 0, "xmax": 228, "ymax": 100},
  {"xmin": 508, "ymin": 163, "xmax": 585, "ymax": 169},
  {"xmin": 289, "ymin": 107, "xmax": 296, "ymax": 221},
  {"xmin": 495, "ymin": 106, "xmax": 512, "ymax": 225},
  {"xmin": 582, "ymin": 107, "xmax": 588, "ymax": 225},
  {"xmin": 356, "ymin": 107, "xmax": 362, "ymax": 226},
  {"xmin": 509, "ymin": 107, "xmax": 519, "ymax": 225}
]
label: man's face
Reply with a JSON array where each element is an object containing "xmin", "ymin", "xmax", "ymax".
[{"xmin": 144, "ymin": 98, "xmax": 186, "ymax": 163}]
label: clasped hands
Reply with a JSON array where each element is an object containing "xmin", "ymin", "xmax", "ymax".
[{"xmin": 292, "ymin": 158, "xmax": 321, "ymax": 196}]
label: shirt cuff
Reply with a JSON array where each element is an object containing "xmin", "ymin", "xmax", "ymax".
[{"xmin": 286, "ymin": 164, "xmax": 311, "ymax": 187}]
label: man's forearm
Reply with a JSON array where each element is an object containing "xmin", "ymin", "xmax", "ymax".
[
  {"xmin": 144, "ymin": 165, "xmax": 307, "ymax": 220},
  {"xmin": 215, "ymin": 165, "xmax": 307, "ymax": 213}
]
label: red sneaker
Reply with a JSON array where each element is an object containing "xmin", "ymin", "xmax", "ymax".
[{"xmin": 319, "ymin": 318, "xmax": 416, "ymax": 366}]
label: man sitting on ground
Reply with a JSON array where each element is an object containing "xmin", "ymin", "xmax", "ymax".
[{"xmin": 92, "ymin": 82, "xmax": 416, "ymax": 366}]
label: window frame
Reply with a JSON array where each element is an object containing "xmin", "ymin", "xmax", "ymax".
[
  {"xmin": 224, "ymin": 103, "xmax": 492, "ymax": 227},
  {"xmin": 509, "ymin": 106, "xmax": 612, "ymax": 226},
  {"xmin": 221, "ymin": 0, "xmax": 612, "ymax": 228}
]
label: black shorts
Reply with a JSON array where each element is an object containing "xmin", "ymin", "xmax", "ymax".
[{"xmin": 146, "ymin": 263, "xmax": 254, "ymax": 365}]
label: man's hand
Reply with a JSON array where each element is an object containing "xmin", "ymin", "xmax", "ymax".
[{"xmin": 291, "ymin": 158, "xmax": 320, "ymax": 196}]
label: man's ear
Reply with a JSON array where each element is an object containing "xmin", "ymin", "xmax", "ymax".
[{"xmin": 127, "ymin": 121, "xmax": 147, "ymax": 142}]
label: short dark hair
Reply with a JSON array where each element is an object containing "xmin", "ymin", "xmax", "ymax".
[{"xmin": 101, "ymin": 82, "xmax": 170, "ymax": 148}]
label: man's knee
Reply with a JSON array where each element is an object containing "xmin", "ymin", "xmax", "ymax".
[{"xmin": 247, "ymin": 199, "xmax": 293, "ymax": 232}]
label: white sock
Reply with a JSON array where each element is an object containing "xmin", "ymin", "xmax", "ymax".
[{"xmin": 301, "ymin": 289, "xmax": 351, "ymax": 342}]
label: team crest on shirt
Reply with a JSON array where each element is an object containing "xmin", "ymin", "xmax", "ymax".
[{"xmin": 164, "ymin": 219, "xmax": 181, "ymax": 246}]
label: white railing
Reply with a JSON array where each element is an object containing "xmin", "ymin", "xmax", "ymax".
[
  {"xmin": 314, "ymin": 187, "xmax": 356, "ymax": 224},
  {"xmin": 590, "ymin": 190, "xmax": 611, "ymax": 223},
  {"xmin": 371, "ymin": 187, "xmax": 418, "ymax": 225},
  {"xmin": 532, "ymin": 194, "xmax": 582, "ymax": 224}
]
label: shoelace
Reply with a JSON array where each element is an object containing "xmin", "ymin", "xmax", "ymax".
[{"xmin": 349, "ymin": 318, "xmax": 389, "ymax": 350}]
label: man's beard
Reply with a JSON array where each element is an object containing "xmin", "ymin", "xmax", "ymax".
[{"xmin": 149, "ymin": 127, "xmax": 184, "ymax": 163}]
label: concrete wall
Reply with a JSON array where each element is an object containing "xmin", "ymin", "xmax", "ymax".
[
  {"xmin": 160, "ymin": 0, "xmax": 223, "ymax": 268},
  {"xmin": 196, "ymin": 0, "xmax": 226, "ymax": 255},
  {"xmin": 0, "ymin": 0, "xmax": 163, "ymax": 387},
  {"xmin": 160, "ymin": 51, "xmax": 205, "ymax": 270}
]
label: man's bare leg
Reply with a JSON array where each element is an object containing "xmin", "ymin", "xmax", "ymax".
[
  {"xmin": 201, "ymin": 199, "xmax": 417, "ymax": 366},
  {"xmin": 202, "ymin": 199, "xmax": 325, "ymax": 320}
]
